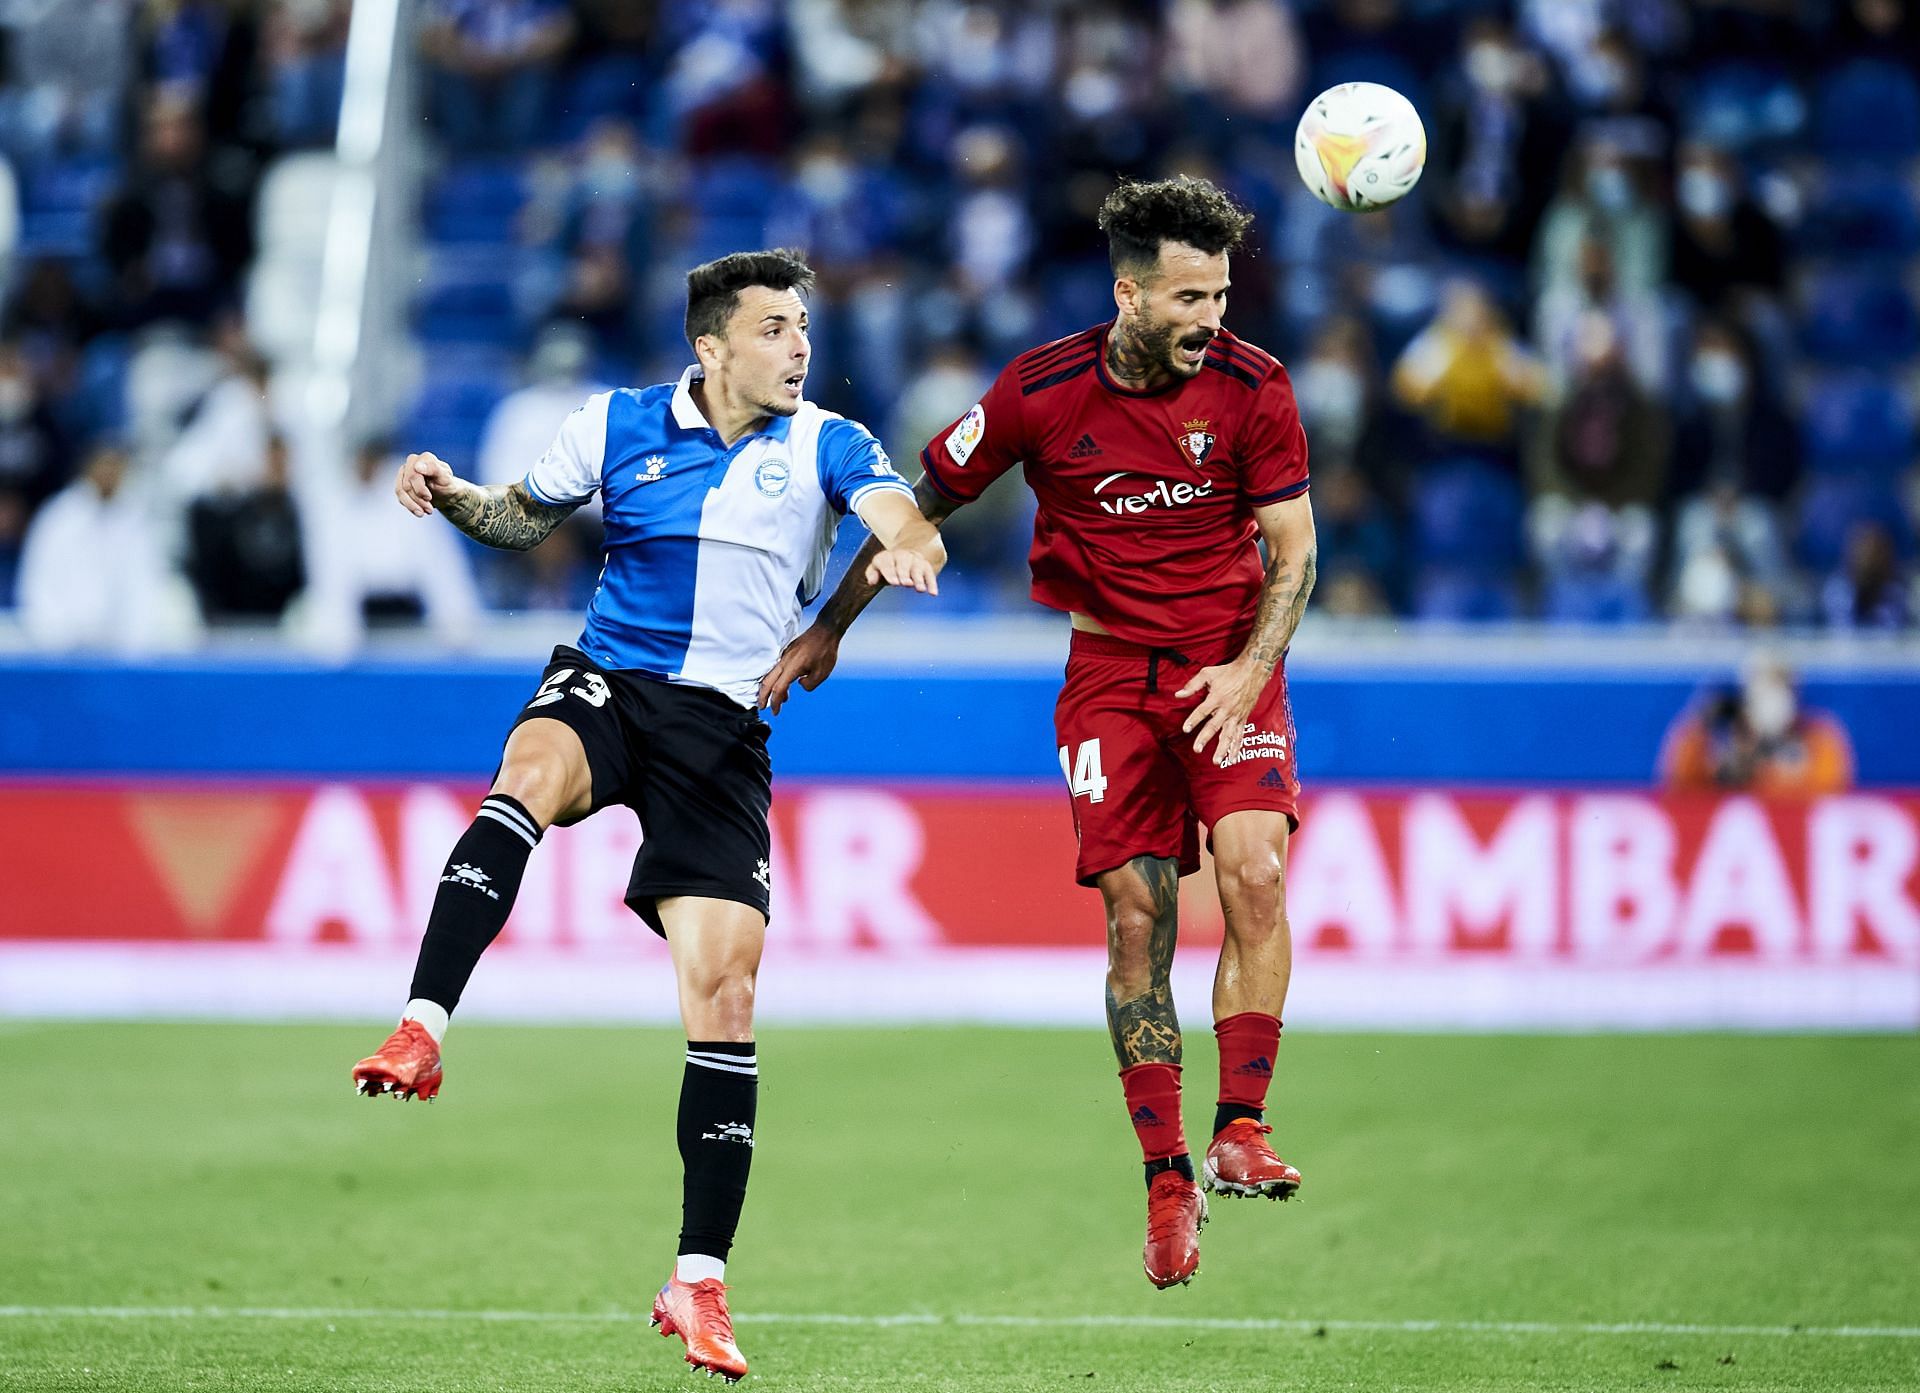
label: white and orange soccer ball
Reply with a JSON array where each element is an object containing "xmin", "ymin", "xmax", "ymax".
[{"xmin": 1294, "ymin": 81, "xmax": 1427, "ymax": 212}]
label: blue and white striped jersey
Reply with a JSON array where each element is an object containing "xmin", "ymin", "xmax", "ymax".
[{"xmin": 522, "ymin": 366, "xmax": 914, "ymax": 707}]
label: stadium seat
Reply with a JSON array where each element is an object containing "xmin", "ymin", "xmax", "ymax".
[
  {"xmin": 1801, "ymin": 375, "xmax": 1914, "ymax": 473},
  {"xmin": 543, "ymin": 55, "xmax": 651, "ymax": 146},
  {"xmin": 1799, "ymin": 271, "xmax": 1920, "ymax": 368},
  {"xmin": 1412, "ymin": 567, "xmax": 1521, "ymax": 622},
  {"xmin": 16, "ymin": 157, "xmax": 119, "ymax": 258},
  {"xmin": 413, "ymin": 259, "xmax": 521, "ymax": 348},
  {"xmin": 1413, "ymin": 458, "xmax": 1525, "ymax": 571},
  {"xmin": 1813, "ymin": 59, "xmax": 1920, "ymax": 159},
  {"xmin": 403, "ymin": 355, "xmax": 515, "ymax": 472},
  {"xmin": 1542, "ymin": 573, "xmax": 1654, "ymax": 626},
  {"xmin": 423, "ymin": 161, "xmax": 527, "ymax": 246},
  {"xmin": 1796, "ymin": 172, "xmax": 1920, "ymax": 259},
  {"xmin": 70, "ymin": 334, "xmax": 132, "ymax": 437},
  {"xmin": 1795, "ymin": 473, "xmax": 1914, "ymax": 569},
  {"xmin": 1681, "ymin": 63, "xmax": 1807, "ymax": 151}
]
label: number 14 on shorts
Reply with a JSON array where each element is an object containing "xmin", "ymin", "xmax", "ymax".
[{"xmin": 1059, "ymin": 739, "xmax": 1109, "ymax": 804}]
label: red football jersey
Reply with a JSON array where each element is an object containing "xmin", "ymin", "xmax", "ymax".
[{"xmin": 920, "ymin": 322, "xmax": 1310, "ymax": 652}]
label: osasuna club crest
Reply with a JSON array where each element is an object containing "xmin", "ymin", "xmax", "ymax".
[{"xmin": 1178, "ymin": 418, "xmax": 1216, "ymax": 470}]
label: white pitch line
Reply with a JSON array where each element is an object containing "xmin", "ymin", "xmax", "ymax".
[{"xmin": 0, "ymin": 1306, "xmax": 1917, "ymax": 1340}]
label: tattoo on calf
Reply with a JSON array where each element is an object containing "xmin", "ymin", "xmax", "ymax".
[{"xmin": 1105, "ymin": 854, "xmax": 1183, "ymax": 1068}]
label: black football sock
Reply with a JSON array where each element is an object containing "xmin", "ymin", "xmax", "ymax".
[
  {"xmin": 677, "ymin": 1041, "xmax": 759, "ymax": 1262},
  {"xmin": 1214, "ymin": 1103, "xmax": 1264, "ymax": 1136},
  {"xmin": 406, "ymin": 794, "xmax": 542, "ymax": 1013},
  {"xmin": 1144, "ymin": 1155, "xmax": 1196, "ymax": 1185}
]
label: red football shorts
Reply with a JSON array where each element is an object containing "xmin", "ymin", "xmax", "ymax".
[{"xmin": 1053, "ymin": 629, "xmax": 1301, "ymax": 886}]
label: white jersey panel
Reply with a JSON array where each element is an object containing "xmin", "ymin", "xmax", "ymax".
[{"xmin": 521, "ymin": 391, "xmax": 612, "ymax": 506}]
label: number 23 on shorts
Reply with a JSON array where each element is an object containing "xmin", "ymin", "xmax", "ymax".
[
  {"xmin": 527, "ymin": 667, "xmax": 612, "ymax": 711},
  {"xmin": 1060, "ymin": 738, "xmax": 1109, "ymax": 804}
]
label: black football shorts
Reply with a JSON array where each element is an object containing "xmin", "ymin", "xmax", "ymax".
[{"xmin": 507, "ymin": 645, "xmax": 773, "ymax": 934}]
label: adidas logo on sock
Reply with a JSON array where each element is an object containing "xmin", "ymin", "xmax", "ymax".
[
  {"xmin": 1130, "ymin": 1105, "xmax": 1161, "ymax": 1125},
  {"xmin": 1257, "ymin": 767, "xmax": 1287, "ymax": 790},
  {"xmin": 1234, "ymin": 1055, "xmax": 1274, "ymax": 1076},
  {"xmin": 1068, "ymin": 432, "xmax": 1101, "ymax": 458}
]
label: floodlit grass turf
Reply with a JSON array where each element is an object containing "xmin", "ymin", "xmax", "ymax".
[{"xmin": 0, "ymin": 1024, "xmax": 1916, "ymax": 1391}]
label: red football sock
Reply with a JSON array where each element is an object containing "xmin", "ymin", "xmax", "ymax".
[
  {"xmin": 1119, "ymin": 1063, "xmax": 1188, "ymax": 1163},
  {"xmin": 1215, "ymin": 1011, "xmax": 1281, "ymax": 1115}
]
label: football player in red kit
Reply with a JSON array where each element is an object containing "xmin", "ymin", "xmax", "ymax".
[{"xmin": 762, "ymin": 177, "xmax": 1316, "ymax": 1289}]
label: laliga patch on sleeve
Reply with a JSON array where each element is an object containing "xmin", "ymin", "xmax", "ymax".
[{"xmin": 946, "ymin": 403, "xmax": 986, "ymax": 468}]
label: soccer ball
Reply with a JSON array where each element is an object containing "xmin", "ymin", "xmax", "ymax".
[{"xmin": 1294, "ymin": 82, "xmax": 1427, "ymax": 212}]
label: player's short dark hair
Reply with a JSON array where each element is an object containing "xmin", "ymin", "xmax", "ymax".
[
  {"xmin": 684, "ymin": 248, "xmax": 815, "ymax": 347},
  {"xmin": 1097, "ymin": 177, "xmax": 1253, "ymax": 281}
]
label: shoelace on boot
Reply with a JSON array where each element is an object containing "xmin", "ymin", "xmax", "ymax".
[{"xmin": 687, "ymin": 1282, "xmax": 736, "ymax": 1344}]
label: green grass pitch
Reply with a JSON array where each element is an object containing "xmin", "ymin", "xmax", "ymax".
[{"xmin": 1, "ymin": 1023, "xmax": 1916, "ymax": 1391}]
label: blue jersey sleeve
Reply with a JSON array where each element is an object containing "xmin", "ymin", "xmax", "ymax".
[{"xmin": 815, "ymin": 415, "xmax": 915, "ymax": 517}]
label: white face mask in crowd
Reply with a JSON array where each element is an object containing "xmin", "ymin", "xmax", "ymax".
[
  {"xmin": 1586, "ymin": 165, "xmax": 1632, "ymax": 211},
  {"xmin": 1466, "ymin": 43, "xmax": 1521, "ymax": 95},
  {"xmin": 1689, "ymin": 350, "xmax": 1747, "ymax": 405},
  {"xmin": 1677, "ymin": 168, "xmax": 1733, "ymax": 222},
  {"xmin": 0, "ymin": 376, "xmax": 32, "ymax": 422}
]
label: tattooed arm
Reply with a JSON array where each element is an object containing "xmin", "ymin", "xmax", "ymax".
[
  {"xmin": 1104, "ymin": 855, "xmax": 1183, "ymax": 1068},
  {"xmin": 394, "ymin": 451, "xmax": 580, "ymax": 551},
  {"xmin": 757, "ymin": 476, "xmax": 965, "ymax": 712},
  {"xmin": 1175, "ymin": 491, "xmax": 1317, "ymax": 767}
]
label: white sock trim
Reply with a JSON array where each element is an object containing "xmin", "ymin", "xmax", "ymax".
[
  {"xmin": 675, "ymin": 1254, "xmax": 726, "ymax": 1284},
  {"xmin": 401, "ymin": 999, "xmax": 449, "ymax": 1044},
  {"xmin": 686, "ymin": 1053, "xmax": 758, "ymax": 1075},
  {"xmin": 480, "ymin": 796, "xmax": 541, "ymax": 841},
  {"xmin": 476, "ymin": 806, "xmax": 539, "ymax": 848}
]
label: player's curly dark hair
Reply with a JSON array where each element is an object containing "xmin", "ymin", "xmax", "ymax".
[
  {"xmin": 1097, "ymin": 177, "xmax": 1253, "ymax": 280},
  {"xmin": 684, "ymin": 248, "xmax": 816, "ymax": 347}
]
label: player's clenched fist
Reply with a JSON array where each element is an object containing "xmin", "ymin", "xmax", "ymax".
[{"xmin": 395, "ymin": 451, "xmax": 457, "ymax": 517}]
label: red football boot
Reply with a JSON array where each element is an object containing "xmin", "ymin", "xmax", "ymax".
[
  {"xmin": 1202, "ymin": 1119, "xmax": 1301, "ymax": 1200},
  {"xmin": 351, "ymin": 1020, "xmax": 443, "ymax": 1102},
  {"xmin": 1142, "ymin": 1169, "xmax": 1207, "ymax": 1289},
  {"xmin": 653, "ymin": 1276, "xmax": 748, "ymax": 1382}
]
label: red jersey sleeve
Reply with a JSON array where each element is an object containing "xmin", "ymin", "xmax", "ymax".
[
  {"xmin": 918, "ymin": 364, "xmax": 1028, "ymax": 503},
  {"xmin": 1239, "ymin": 366, "xmax": 1311, "ymax": 505}
]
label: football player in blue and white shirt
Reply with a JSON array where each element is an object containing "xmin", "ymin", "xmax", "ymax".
[{"xmin": 351, "ymin": 250, "xmax": 943, "ymax": 1382}]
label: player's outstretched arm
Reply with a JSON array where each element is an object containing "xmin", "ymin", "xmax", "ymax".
[
  {"xmin": 858, "ymin": 489, "xmax": 947, "ymax": 595},
  {"xmin": 757, "ymin": 477, "xmax": 963, "ymax": 713},
  {"xmin": 1177, "ymin": 493, "xmax": 1317, "ymax": 766},
  {"xmin": 394, "ymin": 451, "xmax": 579, "ymax": 552}
]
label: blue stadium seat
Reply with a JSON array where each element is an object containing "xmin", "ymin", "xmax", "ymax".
[
  {"xmin": 1800, "ymin": 271, "xmax": 1920, "ymax": 368},
  {"xmin": 1413, "ymin": 458, "xmax": 1524, "ymax": 571},
  {"xmin": 1682, "ymin": 63, "xmax": 1807, "ymax": 150},
  {"xmin": 16, "ymin": 157, "xmax": 119, "ymax": 258},
  {"xmin": 1797, "ymin": 172, "xmax": 1920, "ymax": 258},
  {"xmin": 70, "ymin": 334, "xmax": 132, "ymax": 436},
  {"xmin": 1801, "ymin": 375, "xmax": 1914, "ymax": 473},
  {"xmin": 1412, "ymin": 567, "xmax": 1521, "ymax": 622},
  {"xmin": 423, "ymin": 162, "xmax": 527, "ymax": 246},
  {"xmin": 1542, "ymin": 574, "xmax": 1653, "ymax": 626},
  {"xmin": 414, "ymin": 258, "xmax": 521, "ymax": 347},
  {"xmin": 1795, "ymin": 473, "xmax": 1913, "ymax": 569},
  {"xmin": 402, "ymin": 354, "xmax": 514, "ymax": 470},
  {"xmin": 1813, "ymin": 59, "xmax": 1920, "ymax": 159},
  {"xmin": 543, "ymin": 56, "xmax": 651, "ymax": 146}
]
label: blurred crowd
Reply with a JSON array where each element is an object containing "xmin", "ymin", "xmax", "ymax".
[{"xmin": 2, "ymin": 0, "xmax": 1919, "ymax": 651}]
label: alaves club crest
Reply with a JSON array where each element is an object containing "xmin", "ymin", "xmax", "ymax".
[{"xmin": 1178, "ymin": 419, "xmax": 1216, "ymax": 470}]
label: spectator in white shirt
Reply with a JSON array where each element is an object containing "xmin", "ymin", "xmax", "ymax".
[
  {"xmin": 302, "ymin": 438, "xmax": 482, "ymax": 653},
  {"xmin": 17, "ymin": 441, "xmax": 198, "ymax": 653}
]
